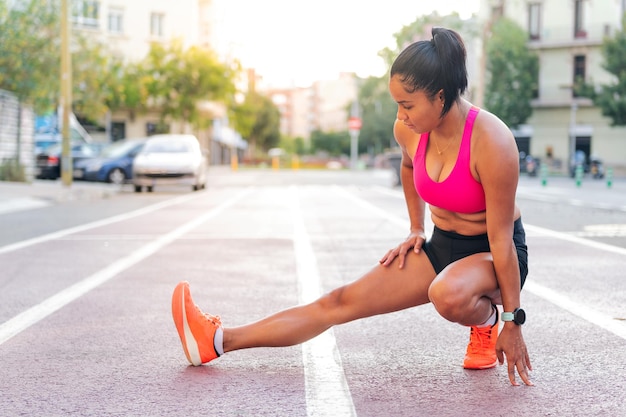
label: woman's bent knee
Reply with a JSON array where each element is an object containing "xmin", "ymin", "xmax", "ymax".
[{"xmin": 428, "ymin": 279, "xmax": 467, "ymax": 321}]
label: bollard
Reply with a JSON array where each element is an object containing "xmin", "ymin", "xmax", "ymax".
[
  {"xmin": 540, "ymin": 163, "xmax": 548, "ymax": 186},
  {"xmin": 291, "ymin": 155, "xmax": 300, "ymax": 170},
  {"xmin": 607, "ymin": 167, "xmax": 613, "ymax": 188},
  {"xmin": 230, "ymin": 154, "xmax": 238, "ymax": 171},
  {"xmin": 272, "ymin": 156, "xmax": 279, "ymax": 170},
  {"xmin": 575, "ymin": 164, "xmax": 583, "ymax": 187}
]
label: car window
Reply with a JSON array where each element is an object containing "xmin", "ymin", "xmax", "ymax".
[
  {"xmin": 143, "ymin": 140, "xmax": 193, "ymax": 153},
  {"xmin": 101, "ymin": 141, "xmax": 145, "ymax": 158},
  {"xmin": 45, "ymin": 143, "xmax": 97, "ymax": 155}
]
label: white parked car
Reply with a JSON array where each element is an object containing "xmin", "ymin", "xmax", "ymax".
[{"xmin": 132, "ymin": 134, "xmax": 207, "ymax": 193}]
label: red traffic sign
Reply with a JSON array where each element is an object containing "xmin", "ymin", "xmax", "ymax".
[{"xmin": 348, "ymin": 117, "xmax": 362, "ymax": 131}]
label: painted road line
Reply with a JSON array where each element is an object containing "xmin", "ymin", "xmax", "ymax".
[
  {"xmin": 524, "ymin": 281, "xmax": 626, "ymax": 340},
  {"xmin": 0, "ymin": 192, "xmax": 205, "ymax": 255},
  {"xmin": 0, "ymin": 189, "xmax": 252, "ymax": 346},
  {"xmin": 290, "ymin": 186, "xmax": 357, "ymax": 417}
]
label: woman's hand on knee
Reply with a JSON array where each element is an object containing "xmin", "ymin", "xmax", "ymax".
[{"xmin": 379, "ymin": 231, "xmax": 426, "ymax": 268}]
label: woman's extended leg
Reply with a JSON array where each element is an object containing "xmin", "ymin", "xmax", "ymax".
[
  {"xmin": 225, "ymin": 249, "xmax": 436, "ymax": 351},
  {"xmin": 172, "ymin": 248, "xmax": 437, "ymax": 365}
]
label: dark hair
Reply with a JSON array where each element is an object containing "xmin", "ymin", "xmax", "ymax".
[{"xmin": 390, "ymin": 27, "xmax": 468, "ymax": 117}]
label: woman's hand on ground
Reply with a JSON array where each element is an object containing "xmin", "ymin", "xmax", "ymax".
[
  {"xmin": 496, "ymin": 324, "xmax": 534, "ymax": 386},
  {"xmin": 379, "ymin": 231, "xmax": 426, "ymax": 269}
]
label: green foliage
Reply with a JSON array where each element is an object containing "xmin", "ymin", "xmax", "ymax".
[
  {"xmin": 484, "ymin": 18, "xmax": 538, "ymax": 128},
  {"xmin": 231, "ymin": 91, "xmax": 281, "ymax": 152},
  {"xmin": 357, "ymin": 76, "xmax": 397, "ymax": 154},
  {"xmin": 0, "ymin": 2, "xmax": 239, "ymax": 130},
  {"xmin": 72, "ymin": 36, "xmax": 122, "ymax": 120},
  {"xmin": 0, "ymin": 158, "xmax": 27, "ymax": 182},
  {"xmin": 104, "ymin": 60, "xmax": 150, "ymax": 117},
  {"xmin": 278, "ymin": 136, "xmax": 307, "ymax": 155},
  {"xmin": 141, "ymin": 40, "xmax": 239, "ymax": 130},
  {"xmin": 310, "ymin": 130, "xmax": 350, "ymax": 156},
  {"xmin": 582, "ymin": 21, "xmax": 626, "ymax": 126},
  {"xmin": 0, "ymin": 0, "xmax": 60, "ymax": 112}
]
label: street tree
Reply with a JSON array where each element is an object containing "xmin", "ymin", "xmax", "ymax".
[
  {"xmin": 231, "ymin": 90, "xmax": 282, "ymax": 154},
  {"xmin": 484, "ymin": 18, "xmax": 538, "ymax": 128},
  {"xmin": 576, "ymin": 18, "xmax": 626, "ymax": 126},
  {"xmin": 310, "ymin": 130, "xmax": 350, "ymax": 156},
  {"xmin": 357, "ymin": 75, "xmax": 397, "ymax": 155},
  {"xmin": 72, "ymin": 36, "xmax": 122, "ymax": 122},
  {"xmin": 0, "ymin": 0, "xmax": 59, "ymax": 112},
  {"xmin": 142, "ymin": 40, "xmax": 239, "ymax": 131},
  {"xmin": 104, "ymin": 60, "xmax": 151, "ymax": 122}
]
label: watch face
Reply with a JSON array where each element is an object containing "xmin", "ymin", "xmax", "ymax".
[{"xmin": 514, "ymin": 308, "xmax": 526, "ymax": 325}]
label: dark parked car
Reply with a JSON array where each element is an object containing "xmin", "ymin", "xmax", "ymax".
[
  {"xmin": 35, "ymin": 142, "xmax": 99, "ymax": 180},
  {"xmin": 73, "ymin": 138, "xmax": 147, "ymax": 184}
]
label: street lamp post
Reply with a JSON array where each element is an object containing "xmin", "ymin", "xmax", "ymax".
[
  {"xmin": 560, "ymin": 84, "xmax": 578, "ymax": 175},
  {"xmin": 60, "ymin": 0, "xmax": 72, "ymax": 187},
  {"xmin": 348, "ymin": 101, "xmax": 361, "ymax": 170}
]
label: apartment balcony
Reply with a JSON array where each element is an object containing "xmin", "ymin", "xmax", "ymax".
[{"xmin": 528, "ymin": 23, "xmax": 614, "ymax": 50}]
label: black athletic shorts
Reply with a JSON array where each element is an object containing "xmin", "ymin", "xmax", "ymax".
[{"xmin": 421, "ymin": 217, "xmax": 528, "ymax": 288}]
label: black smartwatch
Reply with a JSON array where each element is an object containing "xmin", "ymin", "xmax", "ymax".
[{"xmin": 501, "ymin": 308, "xmax": 526, "ymax": 325}]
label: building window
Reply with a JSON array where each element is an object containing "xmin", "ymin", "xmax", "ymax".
[
  {"xmin": 108, "ymin": 7, "xmax": 124, "ymax": 34},
  {"xmin": 72, "ymin": 1, "xmax": 99, "ymax": 28},
  {"xmin": 150, "ymin": 13, "xmax": 165, "ymax": 37},
  {"xmin": 528, "ymin": 3, "xmax": 541, "ymax": 40},
  {"xmin": 573, "ymin": 55, "xmax": 586, "ymax": 97},
  {"xmin": 574, "ymin": 0, "xmax": 587, "ymax": 38}
]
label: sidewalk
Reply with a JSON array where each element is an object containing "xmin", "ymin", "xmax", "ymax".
[
  {"xmin": 0, "ymin": 180, "xmax": 122, "ymax": 215},
  {"xmin": 517, "ymin": 174, "xmax": 626, "ymax": 211}
]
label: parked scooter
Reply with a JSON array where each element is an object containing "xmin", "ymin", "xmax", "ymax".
[
  {"xmin": 525, "ymin": 155, "xmax": 539, "ymax": 177},
  {"xmin": 589, "ymin": 157, "xmax": 605, "ymax": 179}
]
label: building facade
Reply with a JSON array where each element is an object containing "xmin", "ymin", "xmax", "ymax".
[
  {"xmin": 265, "ymin": 73, "xmax": 359, "ymax": 144},
  {"xmin": 479, "ymin": 0, "xmax": 626, "ymax": 173},
  {"xmin": 71, "ymin": 0, "xmax": 221, "ymax": 146}
]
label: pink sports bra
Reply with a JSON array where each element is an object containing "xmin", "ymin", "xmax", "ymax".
[{"xmin": 413, "ymin": 106, "xmax": 486, "ymax": 214}]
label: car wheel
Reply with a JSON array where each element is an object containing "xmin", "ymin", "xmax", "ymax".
[
  {"xmin": 107, "ymin": 168, "xmax": 126, "ymax": 185},
  {"xmin": 147, "ymin": 186, "xmax": 154, "ymax": 192},
  {"xmin": 134, "ymin": 185, "xmax": 142, "ymax": 193}
]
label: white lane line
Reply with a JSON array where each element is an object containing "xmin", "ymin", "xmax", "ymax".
[
  {"xmin": 358, "ymin": 186, "xmax": 626, "ymax": 340},
  {"xmin": 0, "ymin": 192, "xmax": 205, "ymax": 255},
  {"xmin": 524, "ymin": 224, "xmax": 626, "ymax": 257},
  {"xmin": 0, "ymin": 189, "xmax": 251, "ymax": 346},
  {"xmin": 290, "ymin": 186, "xmax": 357, "ymax": 417},
  {"xmin": 524, "ymin": 281, "xmax": 626, "ymax": 340}
]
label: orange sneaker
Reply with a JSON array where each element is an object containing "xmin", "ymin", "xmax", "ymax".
[
  {"xmin": 463, "ymin": 319, "xmax": 498, "ymax": 370},
  {"xmin": 171, "ymin": 281, "xmax": 222, "ymax": 366}
]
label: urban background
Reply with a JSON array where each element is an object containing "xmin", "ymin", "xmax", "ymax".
[{"xmin": 1, "ymin": 0, "xmax": 625, "ymax": 182}]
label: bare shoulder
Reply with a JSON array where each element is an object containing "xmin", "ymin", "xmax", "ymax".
[
  {"xmin": 471, "ymin": 108, "xmax": 520, "ymax": 185},
  {"xmin": 473, "ymin": 108, "xmax": 517, "ymax": 156},
  {"xmin": 393, "ymin": 119, "xmax": 413, "ymax": 146},
  {"xmin": 474, "ymin": 108, "xmax": 514, "ymax": 143},
  {"xmin": 393, "ymin": 119, "xmax": 420, "ymax": 163}
]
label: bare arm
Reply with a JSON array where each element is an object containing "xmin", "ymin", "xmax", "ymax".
[
  {"xmin": 380, "ymin": 120, "xmax": 426, "ymax": 268},
  {"xmin": 475, "ymin": 112, "xmax": 532, "ymax": 386}
]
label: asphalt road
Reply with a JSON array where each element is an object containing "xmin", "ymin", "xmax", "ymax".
[{"xmin": 0, "ymin": 168, "xmax": 625, "ymax": 417}]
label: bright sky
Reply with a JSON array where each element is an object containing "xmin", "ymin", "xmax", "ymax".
[{"xmin": 212, "ymin": 0, "xmax": 480, "ymax": 87}]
